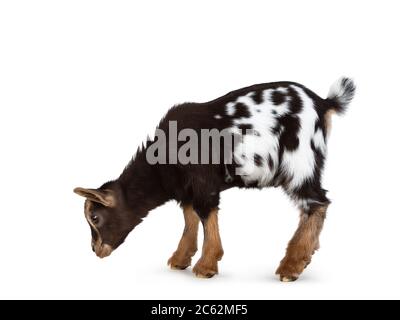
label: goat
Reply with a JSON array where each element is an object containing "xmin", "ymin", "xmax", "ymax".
[{"xmin": 74, "ymin": 77, "xmax": 355, "ymax": 281}]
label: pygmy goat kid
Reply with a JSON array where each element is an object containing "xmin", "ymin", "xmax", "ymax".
[{"xmin": 74, "ymin": 77, "xmax": 355, "ymax": 281}]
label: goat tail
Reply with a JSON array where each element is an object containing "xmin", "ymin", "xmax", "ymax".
[{"xmin": 326, "ymin": 77, "xmax": 356, "ymax": 115}]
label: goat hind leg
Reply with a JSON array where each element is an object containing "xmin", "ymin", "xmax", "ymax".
[{"xmin": 276, "ymin": 204, "xmax": 328, "ymax": 282}]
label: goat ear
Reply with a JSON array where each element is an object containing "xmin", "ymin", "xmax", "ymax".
[{"xmin": 73, "ymin": 187, "xmax": 116, "ymax": 207}]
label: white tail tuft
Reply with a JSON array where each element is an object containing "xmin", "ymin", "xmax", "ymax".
[{"xmin": 327, "ymin": 77, "xmax": 356, "ymax": 115}]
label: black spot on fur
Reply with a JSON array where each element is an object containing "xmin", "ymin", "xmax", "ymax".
[
  {"xmin": 314, "ymin": 120, "xmax": 319, "ymax": 133},
  {"xmin": 271, "ymin": 110, "xmax": 277, "ymax": 115},
  {"xmin": 287, "ymin": 86, "xmax": 303, "ymax": 114},
  {"xmin": 238, "ymin": 123, "xmax": 253, "ymax": 132},
  {"xmin": 314, "ymin": 117, "xmax": 327, "ymax": 138},
  {"xmin": 253, "ymin": 130, "xmax": 261, "ymax": 136},
  {"xmin": 271, "ymin": 91, "xmax": 286, "ymax": 105},
  {"xmin": 267, "ymin": 154, "xmax": 274, "ymax": 170},
  {"xmin": 310, "ymin": 140, "xmax": 325, "ymax": 173},
  {"xmin": 253, "ymin": 153, "xmax": 263, "ymax": 167},
  {"xmin": 276, "ymin": 87, "xmax": 302, "ymax": 153},
  {"xmin": 278, "ymin": 115, "xmax": 300, "ymax": 151},
  {"xmin": 235, "ymin": 103, "xmax": 251, "ymax": 118},
  {"xmin": 251, "ymin": 91, "xmax": 264, "ymax": 104},
  {"xmin": 256, "ymin": 109, "xmax": 261, "ymax": 113}
]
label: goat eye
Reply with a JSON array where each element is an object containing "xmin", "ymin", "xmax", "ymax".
[{"xmin": 91, "ymin": 215, "xmax": 99, "ymax": 224}]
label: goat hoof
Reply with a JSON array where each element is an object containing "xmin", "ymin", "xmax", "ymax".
[
  {"xmin": 276, "ymin": 259, "xmax": 304, "ymax": 282},
  {"xmin": 193, "ymin": 261, "xmax": 218, "ymax": 278},
  {"xmin": 168, "ymin": 255, "xmax": 191, "ymax": 270},
  {"xmin": 169, "ymin": 263, "xmax": 189, "ymax": 270},
  {"xmin": 280, "ymin": 275, "xmax": 298, "ymax": 282}
]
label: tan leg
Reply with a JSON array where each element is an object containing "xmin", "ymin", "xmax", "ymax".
[
  {"xmin": 193, "ymin": 208, "xmax": 224, "ymax": 278},
  {"xmin": 168, "ymin": 205, "xmax": 200, "ymax": 270},
  {"xmin": 276, "ymin": 204, "xmax": 327, "ymax": 282}
]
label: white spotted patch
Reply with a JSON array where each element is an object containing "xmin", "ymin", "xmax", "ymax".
[
  {"xmin": 214, "ymin": 114, "xmax": 222, "ymax": 119},
  {"xmin": 226, "ymin": 85, "xmax": 328, "ymax": 190},
  {"xmin": 227, "ymin": 89, "xmax": 285, "ymax": 186},
  {"xmin": 281, "ymin": 86, "xmax": 320, "ymax": 190}
]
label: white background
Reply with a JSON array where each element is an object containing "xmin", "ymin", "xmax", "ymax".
[{"xmin": 1, "ymin": 0, "xmax": 399, "ymax": 300}]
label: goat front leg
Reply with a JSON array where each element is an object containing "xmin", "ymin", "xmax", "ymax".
[
  {"xmin": 276, "ymin": 204, "xmax": 327, "ymax": 282},
  {"xmin": 193, "ymin": 208, "xmax": 224, "ymax": 278},
  {"xmin": 168, "ymin": 204, "xmax": 200, "ymax": 270}
]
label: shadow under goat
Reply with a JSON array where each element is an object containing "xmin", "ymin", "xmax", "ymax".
[{"xmin": 74, "ymin": 77, "xmax": 355, "ymax": 281}]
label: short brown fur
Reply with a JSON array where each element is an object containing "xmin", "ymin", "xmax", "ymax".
[
  {"xmin": 84, "ymin": 200, "xmax": 102, "ymax": 252},
  {"xmin": 324, "ymin": 109, "xmax": 335, "ymax": 136},
  {"xmin": 168, "ymin": 205, "xmax": 200, "ymax": 270},
  {"xmin": 193, "ymin": 208, "xmax": 224, "ymax": 278},
  {"xmin": 276, "ymin": 205, "xmax": 327, "ymax": 281}
]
